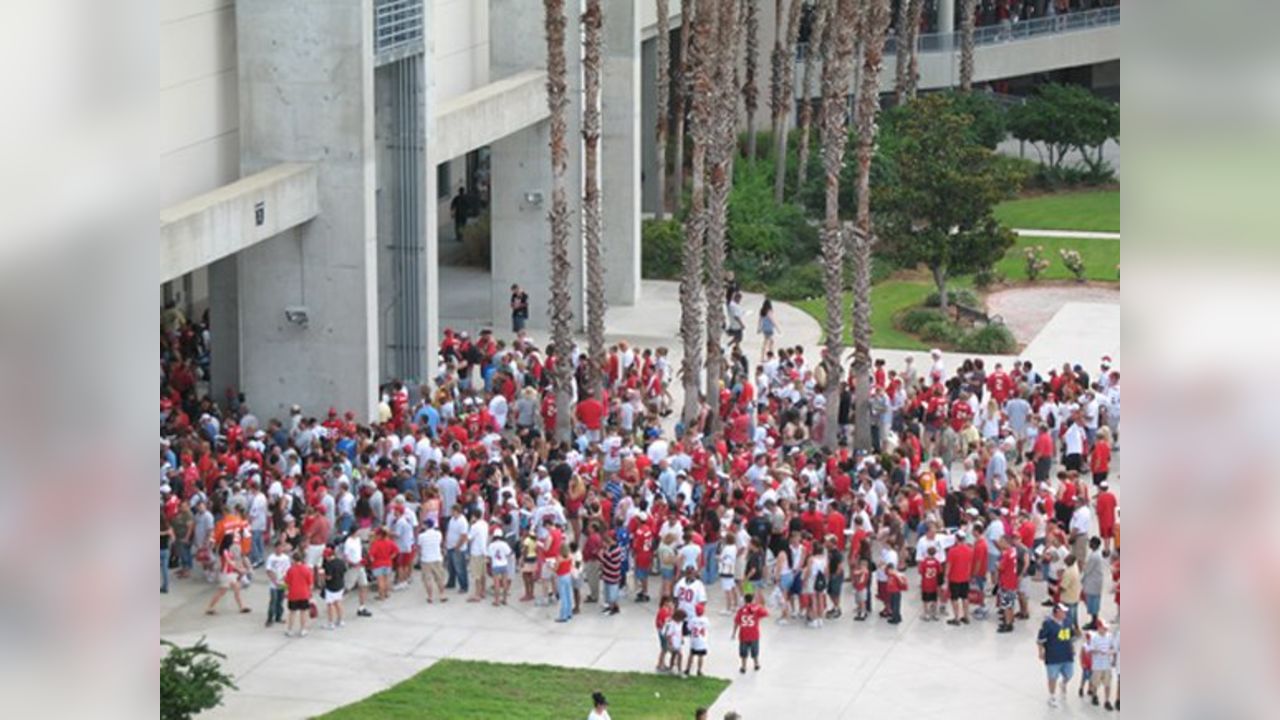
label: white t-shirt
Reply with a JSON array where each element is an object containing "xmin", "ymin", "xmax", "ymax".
[
  {"xmin": 487, "ymin": 538, "xmax": 512, "ymax": 570},
  {"xmin": 418, "ymin": 528, "xmax": 444, "ymax": 563},
  {"xmin": 687, "ymin": 615, "xmax": 710, "ymax": 651},
  {"xmin": 677, "ymin": 543, "xmax": 702, "ymax": 572},
  {"xmin": 1087, "ymin": 632, "xmax": 1116, "ymax": 670},
  {"xmin": 468, "ymin": 519, "xmax": 490, "ymax": 556},
  {"xmin": 718, "ymin": 545, "xmax": 737, "ymax": 577},
  {"xmin": 1064, "ymin": 424, "xmax": 1085, "ymax": 455},
  {"xmin": 915, "ymin": 533, "xmax": 955, "ymax": 562},
  {"xmin": 587, "ymin": 710, "xmax": 612, "ymax": 720},
  {"xmin": 265, "ymin": 552, "xmax": 291, "ymax": 587},
  {"xmin": 445, "ymin": 515, "xmax": 469, "ymax": 549},
  {"xmin": 342, "ymin": 535, "xmax": 364, "ymax": 567},
  {"xmin": 662, "ymin": 619, "xmax": 684, "ymax": 652}
]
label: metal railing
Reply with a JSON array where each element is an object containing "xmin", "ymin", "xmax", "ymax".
[
  {"xmin": 797, "ymin": 5, "xmax": 1119, "ymax": 60},
  {"xmin": 374, "ymin": 0, "xmax": 424, "ymax": 64}
]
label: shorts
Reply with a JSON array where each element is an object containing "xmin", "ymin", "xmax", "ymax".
[
  {"xmin": 469, "ymin": 554, "xmax": 487, "ymax": 579},
  {"xmin": 720, "ymin": 576, "xmax": 736, "ymax": 591},
  {"xmin": 305, "ymin": 544, "xmax": 325, "ymax": 567},
  {"xmin": 324, "ymin": 588, "xmax": 344, "ymax": 603},
  {"xmin": 690, "ymin": 648, "xmax": 707, "ymax": 657},
  {"xmin": 1064, "ymin": 453, "xmax": 1082, "ymax": 472},
  {"xmin": 997, "ymin": 588, "xmax": 1017, "ymax": 610},
  {"xmin": 491, "ymin": 564, "xmax": 512, "ymax": 578},
  {"xmin": 1019, "ymin": 576, "xmax": 1031, "ymax": 595},
  {"xmin": 949, "ymin": 581, "xmax": 970, "ymax": 600},
  {"xmin": 738, "ymin": 640, "xmax": 760, "ymax": 659},
  {"xmin": 1035, "ymin": 458, "xmax": 1052, "ymax": 483},
  {"xmin": 827, "ymin": 575, "xmax": 844, "ymax": 600},
  {"xmin": 658, "ymin": 629, "xmax": 669, "ymax": 653},
  {"xmin": 661, "ymin": 567, "xmax": 675, "ymax": 581},
  {"xmin": 345, "ymin": 566, "xmax": 369, "ymax": 589},
  {"xmin": 1093, "ymin": 667, "xmax": 1113, "ymax": 685},
  {"xmin": 397, "ymin": 552, "xmax": 415, "ymax": 569},
  {"xmin": 420, "ymin": 561, "xmax": 446, "ymax": 586},
  {"xmin": 922, "ymin": 591, "xmax": 938, "ymax": 603},
  {"xmin": 219, "ymin": 573, "xmax": 239, "ymax": 589},
  {"xmin": 288, "ymin": 599, "xmax": 311, "ymax": 611},
  {"xmin": 372, "ymin": 566, "xmax": 393, "ymax": 578},
  {"xmin": 1045, "ymin": 661, "xmax": 1074, "ymax": 683},
  {"xmin": 521, "ymin": 559, "xmax": 537, "ymax": 574}
]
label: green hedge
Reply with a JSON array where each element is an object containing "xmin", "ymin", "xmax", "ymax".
[
  {"xmin": 642, "ymin": 218, "xmax": 684, "ymax": 279},
  {"xmin": 923, "ymin": 288, "xmax": 979, "ymax": 309},
  {"xmin": 766, "ymin": 262, "xmax": 824, "ymax": 301},
  {"xmin": 957, "ymin": 323, "xmax": 1018, "ymax": 354}
]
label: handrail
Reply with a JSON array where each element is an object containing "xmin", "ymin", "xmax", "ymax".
[{"xmin": 796, "ymin": 5, "xmax": 1119, "ymax": 61}]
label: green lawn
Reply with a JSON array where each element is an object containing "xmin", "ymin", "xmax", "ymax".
[
  {"xmin": 999, "ymin": 235, "xmax": 1120, "ymax": 283},
  {"xmin": 994, "ymin": 189, "xmax": 1120, "ymax": 233},
  {"xmin": 315, "ymin": 659, "xmax": 730, "ymax": 720},
  {"xmin": 796, "ymin": 236, "xmax": 1118, "ymax": 349}
]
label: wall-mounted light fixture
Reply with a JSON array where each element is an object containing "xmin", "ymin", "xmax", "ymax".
[
  {"xmin": 523, "ymin": 191, "xmax": 544, "ymax": 207},
  {"xmin": 284, "ymin": 306, "xmax": 310, "ymax": 327}
]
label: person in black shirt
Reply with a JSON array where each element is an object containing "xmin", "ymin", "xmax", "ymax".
[
  {"xmin": 320, "ymin": 544, "xmax": 348, "ymax": 630},
  {"xmin": 1038, "ymin": 603, "xmax": 1077, "ymax": 708},
  {"xmin": 510, "ymin": 284, "xmax": 530, "ymax": 332},
  {"xmin": 450, "ymin": 187, "xmax": 468, "ymax": 241}
]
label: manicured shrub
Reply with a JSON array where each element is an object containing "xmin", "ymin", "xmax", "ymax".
[{"xmin": 957, "ymin": 324, "xmax": 1018, "ymax": 354}]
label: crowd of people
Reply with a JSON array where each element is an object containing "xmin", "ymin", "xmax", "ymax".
[{"xmin": 160, "ymin": 300, "xmax": 1120, "ymax": 710}]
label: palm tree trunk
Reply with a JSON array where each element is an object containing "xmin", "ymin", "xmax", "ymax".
[
  {"xmin": 655, "ymin": 0, "xmax": 670, "ymax": 221},
  {"xmin": 772, "ymin": 0, "xmax": 804, "ymax": 202},
  {"xmin": 582, "ymin": 0, "xmax": 605, "ymax": 398},
  {"xmin": 959, "ymin": 0, "xmax": 976, "ymax": 91},
  {"xmin": 851, "ymin": 0, "xmax": 892, "ymax": 453},
  {"xmin": 905, "ymin": 0, "xmax": 924, "ymax": 99},
  {"xmin": 742, "ymin": 0, "xmax": 761, "ymax": 162},
  {"xmin": 672, "ymin": 0, "xmax": 696, "ymax": 215},
  {"xmin": 794, "ymin": 0, "xmax": 830, "ymax": 200},
  {"xmin": 818, "ymin": 0, "xmax": 861, "ymax": 450},
  {"xmin": 544, "ymin": 0, "xmax": 575, "ymax": 442},
  {"xmin": 680, "ymin": 0, "xmax": 718, "ymax": 427},
  {"xmin": 704, "ymin": 0, "xmax": 742, "ymax": 436},
  {"xmin": 893, "ymin": 0, "xmax": 913, "ymax": 104}
]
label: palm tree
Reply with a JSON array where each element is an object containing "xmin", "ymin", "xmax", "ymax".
[
  {"xmin": 794, "ymin": 0, "xmax": 830, "ymax": 200},
  {"xmin": 672, "ymin": 0, "xmax": 696, "ymax": 216},
  {"xmin": 850, "ymin": 0, "xmax": 891, "ymax": 452},
  {"xmin": 544, "ymin": 0, "xmax": 574, "ymax": 442},
  {"xmin": 817, "ymin": 0, "xmax": 859, "ymax": 450},
  {"xmin": 680, "ymin": 0, "xmax": 718, "ymax": 426},
  {"xmin": 703, "ymin": 0, "xmax": 742, "ymax": 434},
  {"xmin": 582, "ymin": 0, "xmax": 605, "ymax": 398},
  {"xmin": 893, "ymin": 0, "xmax": 919, "ymax": 104},
  {"xmin": 655, "ymin": 0, "xmax": 670, "ymax": 221},
  {"xmin": 771, "ymin": 0, "xmax": 804, "ymax": 202},
  {"xmin": 959, "ymin": 0, "xmax": 976, "ymax": 91},
  {"xmin": 904, "ymin": 0, "xmax": 924, "ymax": 99},
  {"xmin": 742, "ymin": 0, "xmax": 761, "ymax": 162}
]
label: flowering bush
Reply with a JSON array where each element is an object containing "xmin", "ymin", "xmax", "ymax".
[
  {"xmin": 1023, "ymin": 245, "xmax": 1050, "ymax": 282},
  {"xmin": 1060, "ymin": 248, "xmax": 1087, "ymax": 282}
]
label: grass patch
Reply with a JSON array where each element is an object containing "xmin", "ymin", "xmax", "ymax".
[
  {"xmin": 994, "ymin": 189, "xmax": 1119, "ymax": 233},
  {"xmin": 315, "ymin": 659, "xmax": 730, "ymax": 720},
  {"xmin": 796, "ymin": 236, "xmax": 1117, "ymax": 349},
  {"xmin": 1000, "ymin": 236, "xmax": 1120, "ymax": 283}
]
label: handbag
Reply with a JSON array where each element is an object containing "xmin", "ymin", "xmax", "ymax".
[
  {"xmin": 814, "ymin": 571, "xmax": 827, "ymax": 594},
  {"xmin": 308, "ymin": 601, "xmax": 319, "ymax": 619}
]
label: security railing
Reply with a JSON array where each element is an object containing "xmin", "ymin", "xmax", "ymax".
[
  {"xmin": 374, "ymin": 0, "xmax": 424, "ymax": 65},
  {"xmin": 797, "ymin": 5, "xmax": 1119, "ymax": 61}
]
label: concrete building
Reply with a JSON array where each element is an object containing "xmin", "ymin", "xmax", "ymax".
[{"xmin": 160, "ymin": 0, "xmax": 1118, "ymax": 420}]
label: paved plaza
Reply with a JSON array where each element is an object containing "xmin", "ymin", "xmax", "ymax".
[{"xmin": 162, "ymin": 276, "xmax": 1121, "ymax": 719}]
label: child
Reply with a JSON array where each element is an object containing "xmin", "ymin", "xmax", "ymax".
[
  {"xmin": 519, "ymin": 529, "xmax": 538, "ymax": 602},
  {"xmin": 919, "ymin": 546, "xmax": 941, "ymax": 621},
  {"xmin": 718, "ymin": 533, "xmax": 739, "ymax": 614},
  {"xmin": 662, "ymin": 608, "xmax": 687, "ymax": 674},
  {"xmin": 851, "ymin": 559, "xmax": 870, "ymax": 621},
  {"xmin": 685, "ymin": 605, "xmax": 710, "ymax": 676},
  {"xmin": 654, "ymin": 596, "xmax": 675, "ymax": 671},
  {"xmin": 885, "ymin": 565, "xmax": 906, "ymax": 624},
  {"xmin": 732, "ymin": 593, "xmax": 769, "ymax": 673},
  {"xmin": 1078, "ymin": 629, "xmax": 1096, "ymax": 702}
]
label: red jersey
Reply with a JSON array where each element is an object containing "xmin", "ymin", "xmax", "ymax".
[
  {"xmin": 946, "ymin": 543, "xmax": 974, "ymax": 582},
  {"xmin": 949, "ymin": 399, "xmax": 974, "ymax": 432},
  {"xmin": 284, "ymin": 563, "xmax": 314, "ymax": 601},
  {"xmin": 632, "ymin": 524, "xmax": 656, "ymax": 564},
  {"xmin": 972, "ymin": 537, "xmax": 989, "ymax": 578},
  {"xmin": 734, "ymin": 604, "xmax": 770, "ymax": 642},
  {"xmin": 919, "ymin": 557, "xmax": 941, "ymax": 593},
  {"xmin": 575, "ymin": 398, "xmax": 605, "ymax": 430},
  {"xmin": 997, "ymin": 547, "xmax": 1019, "ymax": 590},
  {"xmin": 987, "ymin": 371, "xmax": 1012, "ymax": 403},
  {"xmin": 1096, "ymin": 491, "xmax": 1117, "ymax": 531}
]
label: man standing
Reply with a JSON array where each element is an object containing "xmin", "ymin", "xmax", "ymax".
[
  {"xmin": 450, "ymin": 186, "xmax": 468, "ymax": 241},
  {"xmin": 467, "ymin": 510, "xmax": 490, "ymax": 603},
  {"xmin": 445, "ymin": 505, "xmax": 470, "ymax": 593},
  {"xmin": 945, "ymin": 530, "xmax": 974, "ymax": 625},
  {"xmin": 417, "ymin": 518, "xmax": 448, "ymax": 603},
  {"xmin": 1037, "ymin": 603, "xmax": 1077, "ymax": 708},
  {"xmin": 510, "ymin": 284, "xmax": 530, "ymax": 333},
  {"xmin": 995, "ymin": 537, "xmax": 1019, "ymax": 633}
]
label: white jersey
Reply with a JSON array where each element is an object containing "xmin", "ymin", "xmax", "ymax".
[
  {"xmin": 687, "ymin": 615, "xmax": 710, "ymax": 652},
  {"xmin": 673, "ymin": 577, "xmax": 707, "ymax": 618}
]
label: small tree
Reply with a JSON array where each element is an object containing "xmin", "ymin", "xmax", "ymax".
[
  {"xmin": 876, "ymin": 94, "xmax": 1022, "ymax": 311},
  {"xmin": 1024, "ymin": 245, "xmax": 1049, "ymax": 281},
  {"xmin": 160, "ymin": 638, "xmax": 237, "ymax": 720},
  {"xmin": 1007, "ymin": 83, "xmax": 1119, "ymax": 174}
]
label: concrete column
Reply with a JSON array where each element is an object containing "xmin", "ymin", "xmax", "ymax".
[
  {"xmin": 939, "ymin": 0, "xmax": 956, "ymax": 34},
  {"xmin": 602, "ymin": 0, "xmax": 642, "ymax": 306},
  {"xmin": 207, "ymin": 256, "xmax": 240, "ymax": 410},
  {"xmin": 639, "ymin": 35, "xmax": 658, "ymax": 216},
  {"xmin": 235, "ymin": 0, "xmax": 379, "ymax": 420},
  {"xmin": 491, "ymin": 0, "xmax": 585, "ymax": 331}
]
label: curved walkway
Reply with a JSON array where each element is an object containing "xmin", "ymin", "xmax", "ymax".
[{"xmin": 1013, "ymin": 228, "xmax": 1119, "ymax": 240}]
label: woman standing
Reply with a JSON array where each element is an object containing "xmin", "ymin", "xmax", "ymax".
[
  {"xmin": 757, "ymin": 299, "xmax": 779, "ymax": 360},
  {"xmin": 204, "ymin": 534, "xmax": 250, "ymax": 614},
  {"xmin": 160, "ymin": 511, "xmax": 175, "ymax": 594},
  {"xmin": 554, "ymin": 545, "xmax": 575, "ymax": 622}
]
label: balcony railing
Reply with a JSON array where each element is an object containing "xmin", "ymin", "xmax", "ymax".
[{"xmin": 797, "ymin": 5, "xmax": 1119, "ymax": 61}]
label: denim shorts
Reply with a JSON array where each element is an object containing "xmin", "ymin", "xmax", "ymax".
[
  {"xmin": 1045, "ymin": 661, "xmax": 1074, "ymax": 683},
  {"xmin": 371, "ymin": 566, "xmax": 392, "ymax": 578}
]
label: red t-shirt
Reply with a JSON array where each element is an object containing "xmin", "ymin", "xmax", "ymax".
[
  {"xmin": 633, "ymin": 525, "xmax": 656, "ymax": 565},
  {"xmin": 734, "ymin": 604, "xmax": 769, "ymax": 642},
  {"xmin": 825, "ymin": 512, "xmax": 847, "ymax": 551},
  {"xmin": 946, "ymin": 543, "xmax": 974, "ymax": 582},
  {"xmin": 555, "ymin": 556, "xmax": 573, "ymax": 577},
  {"xmin": 1097, "ymin": 492, "xmax": 1117, "ymax": 530},
  {"xmin": 369, "ymin": 538, "xmax": 398, "ymax": 569},
  {"xmin": 972, "ymin": 537, "xmax": 989, "ymax": 578},
  {"xmin": 575, "ymin": 398, "xmax": 605, "ymax": 430},
  {"xmin": 987, "ymin": 371, "xmax": 1012, "ymax": 403},
  {"xmin": 284, "ymin": 564, "xmax": 314, "ymax": 601},
  {"xmin": 655, "ymin": 605, "xmax": 673, "ymax": 631},
  {"xmin": 998, "ymin": 547, "xmax": 1019, "ymax": 590},
  {"xmin": 919, "ymin": 557, "xmax": 941, "ymax": 593}
]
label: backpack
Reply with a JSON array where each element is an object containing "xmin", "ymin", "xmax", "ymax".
[{"xmin": 814, "ymin": 570, "xmax": 827, "ymax": 594}]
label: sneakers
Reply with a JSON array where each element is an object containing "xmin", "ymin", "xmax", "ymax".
[
  {"xmin": 1047, "ymin": 696, "xmax": 1058, "ymax": 708},
  {"xmin": 299, "ymin": 629, "xmax": 309, "ymax": 637},
  {"xmin": 357, "ymin": 608, "xmax": 372, "ymax": 618},
  {"xmin": 1104, "ymin": 701, "xmax": 1114, "ymax": 711}
]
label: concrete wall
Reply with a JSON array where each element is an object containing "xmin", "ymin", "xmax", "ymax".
[
  {"xmin": 602, "ymin": 0, "xmax": 643, "ymax": 306},
  {"xmin": 235, "ymin": 0, "xmax": 380, "ymax": 420}
]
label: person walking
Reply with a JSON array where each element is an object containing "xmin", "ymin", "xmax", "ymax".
[
  {"xmin": 554, "ymin": 545, "xmax": 575, "ymax": 622},
  {"xmin": 1037, "ymin": 603, "xmax": 1077, "ymax": 708},
  {"xmin": 757, "ymin": 298, "xmax": 779, "ymax": 360},
  {"xmin": 283, "ymin": 551, "xmax": 314, "ymax": 638},
  {"xmin": 510, "ymin": 284, "xmax": 530, "ymax": 333},
  {"xmin": 160, "ymin": 511, "xmax": 174, "ymax": 594},
  {"xmin": 450, "ymin": 186, "xmax": 468, "ymax": 241},
  {"xmin": 204, "ymin": 534, "xmax": 250, "ymax": 615}
]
